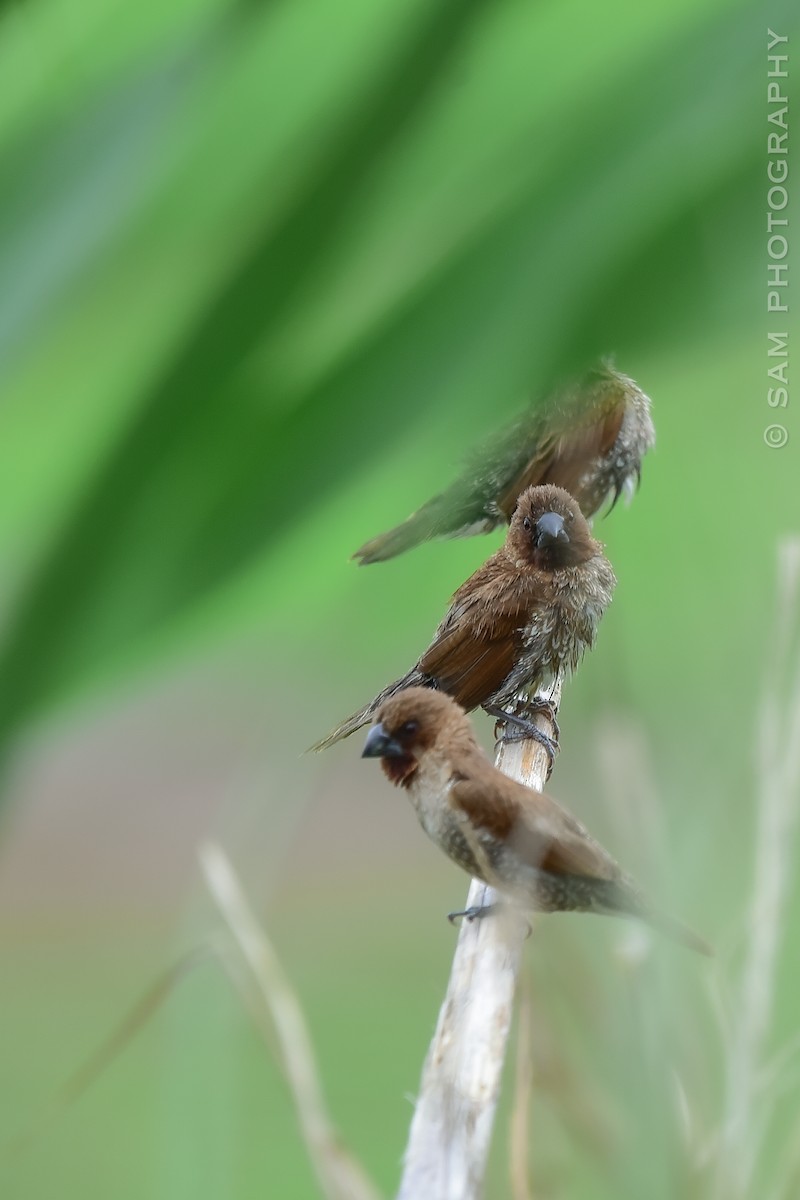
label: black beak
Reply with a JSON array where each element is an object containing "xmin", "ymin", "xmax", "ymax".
[
  {"xmin": 362, "ymin": 722, "xmax": 405, "ymax": 759},
  {"xmin": 534, "ymin": 511, "xmax": 568, "ymax": 546}
]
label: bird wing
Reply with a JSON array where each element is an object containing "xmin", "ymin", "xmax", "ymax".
[
  {"xmin": 352, "ymin": 476, "xmax": 499, "ymax": 565},
  {"xmin": 417, "ymin": 572, "xmax": 536, "ymax": 710},
  {"xmin": 352, "ymin": 366, "xmax": 652, "ymax": 563},
  {"xmin": 450, "ymin": 774, "xmax": 711, "ymax": 953},
  {"xmin": 495, "ymin": 399, "xmax": 624, "ymax": 519},
  {"xmin": 450, "ymin": 772, "xmax": 620, "ymax": 882}
]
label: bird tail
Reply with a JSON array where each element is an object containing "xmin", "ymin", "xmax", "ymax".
[
  {"xmin": 352, "ymin": 505, "xmax": 442, "ymax": 565},
  {"xmin": 597, "ymin": 878, "xmax": 713, "ymax": 957},
  {"xmin": 307, "ymin": 701, "xmax": 378, "ymax": 752},
  {"xmin": 644, "ymin": 907, "xmax": 713, "ymax": 957},
  {"xmin": 307, "ymin": 674, "xmax": 422, "ymax": 752}
]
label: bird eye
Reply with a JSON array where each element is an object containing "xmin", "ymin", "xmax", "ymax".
[
  {"xmin": 400, "ymin": 720, "xmax": 419, "ymax": 737},
  {"xmin": 522, "ymin": 516, "xmax": 532, "ymax": 531}
]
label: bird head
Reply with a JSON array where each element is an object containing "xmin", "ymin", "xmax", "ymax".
[
  {"xmin": 362, "ymin": 688, "xmax": 472, "ymax": 787},
  {"xmin": 508, "ymin": 485, "xmax": 596, "ymax": 569}
]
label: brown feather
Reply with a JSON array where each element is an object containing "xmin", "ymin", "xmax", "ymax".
[
  {"xmin": 450, "ymin": 774, "xmax": 620, "ymax": 882},
  {"xmin": 311, "ymin": 485, "xmax": 615, "ymax": 751},
  {"xmin": 417, "ymin": 577, "xmax": 534, "ymax": 710},
  {"xmin": 496, "ymin": 402, "xmax": 625, "ymax": 519},
  {"xmin": 353, "ymin": 363, "xmax": 653, "ymax": 563},
  {"xmin": 361, "ymin": 688, "xmax": 710, "ymax": 954}
]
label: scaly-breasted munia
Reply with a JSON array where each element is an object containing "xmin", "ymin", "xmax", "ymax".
[
  {"xmin": 361, "ymin": 688, "xmax": 710, "ymax": 954},
  {"xmin": 311, "ymin": 484, "xmax": 615, "ymax": 758},
  {"xmin": 353, "ymin": 363, "xmax": 654, "ymax": 565}
]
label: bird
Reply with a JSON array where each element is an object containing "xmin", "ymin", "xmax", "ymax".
[
  {"xmin": 361, "ymin": 688, "xmax": 711, "ymax": 955},
  {"xmin": 353, "ymin": 362, "xmax": 654, "ymax": 565},
  {"xmin": 310, "ymin": 484, "xmax": 616, "ymax": 760}
]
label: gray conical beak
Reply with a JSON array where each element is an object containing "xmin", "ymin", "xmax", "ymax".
[
  {"xmin": 534, "ymin": 511, "xmax": 568, "ymax": 546},
  {"xmin": 362, "ymin": 722, "xmax": 405, "ymax": 759}
]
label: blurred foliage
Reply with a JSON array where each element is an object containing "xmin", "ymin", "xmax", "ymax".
[
  {"xmin": 2, "ymin": 0, "xmax": 800, "ymax": 1198},
  {"xmin": 1, "ymin": 0, "xmax": 796, "ymax": 746}
]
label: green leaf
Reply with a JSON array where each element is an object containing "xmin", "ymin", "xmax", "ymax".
[{"xmin": 0, "ymin": 0, "xmax": 796, "ymax": 754}]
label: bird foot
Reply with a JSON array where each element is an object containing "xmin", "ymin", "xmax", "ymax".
[
  {"xmin": 484, "ymin": 705, "xmax": 559, "ymax": 779},
  {"xmin": 447, "ymin": 904, "xmax": 532, "ymax": 938},
  {"xmin": 521, "ymin": 697, "xmax": 561, "ymax": 742},
  {"xmin": 447, "ymin": 903, "xmax": 499, "ymax": 924}
]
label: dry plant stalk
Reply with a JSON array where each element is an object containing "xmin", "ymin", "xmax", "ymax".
[
  {"xmin": 397, "ymin": 684, "xmax": 560, "ymax": 1200},
  {"xmin": 509, "ymin": 977, "xmax": 535, "ymax": 1200},
  {"xmin": 199, "ymin": 842, "xmax": 382, "ymax": 1200}
]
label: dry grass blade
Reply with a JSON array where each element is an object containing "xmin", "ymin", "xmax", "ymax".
[
  {"xmin": 397, "ymin": 683, "xmax": 560, "ymax": 1200},
  {"xmin": 198, "ymin": 841, "xmax": 382, "ymax": 1200},
  {"xmin": 714, "ymin": 538, "xmax": 800, "ymax": 1199},
  {"xmin": 5, "ymin": 945, "xmax": 213, "ymax": 1160}
]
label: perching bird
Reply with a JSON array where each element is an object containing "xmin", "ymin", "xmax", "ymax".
[
  {"xmin": 310, "ymin": 484, "xmax": 616, "ymax": 757},
  {"xmin": 362, "ymin": 688, "xmax": 710, "ymax": 954},
  {"xmin": 353, "ymin": 362, "xmax": 654, "ymax": 565}
]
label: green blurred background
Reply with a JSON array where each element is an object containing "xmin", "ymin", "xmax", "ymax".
[{"xmin": 1, "ymin": 0, "xmax": 799, "ymax": 1196}]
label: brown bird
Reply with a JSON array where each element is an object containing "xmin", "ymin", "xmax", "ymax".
[
  {"xmin": 353, "ymin": 362, "xmax": 654, "ymax": 565},
  {"xmin": 311, "ymin": 484, "xmax": 616, "ymax": 759},
  {"xmin": 362, "ymin": 688, "xmax": 710, "ymax": 954}
]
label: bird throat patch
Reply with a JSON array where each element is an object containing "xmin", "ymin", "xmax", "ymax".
[{"xmin": 381, "ymin": 754, "xmax": 418, "ymax": 788}]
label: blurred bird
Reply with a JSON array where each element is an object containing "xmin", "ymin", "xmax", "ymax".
[
  {"xmin": 310, "ymin": 484, "xmax": 615, "ymax": 759},
  {"xmin": 353, "ymin": 362, "xmax": 654, "ymax": 565},
  {"xmin": 362, "ymin": 688, "xmax": 710, "ymax": 955}
]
